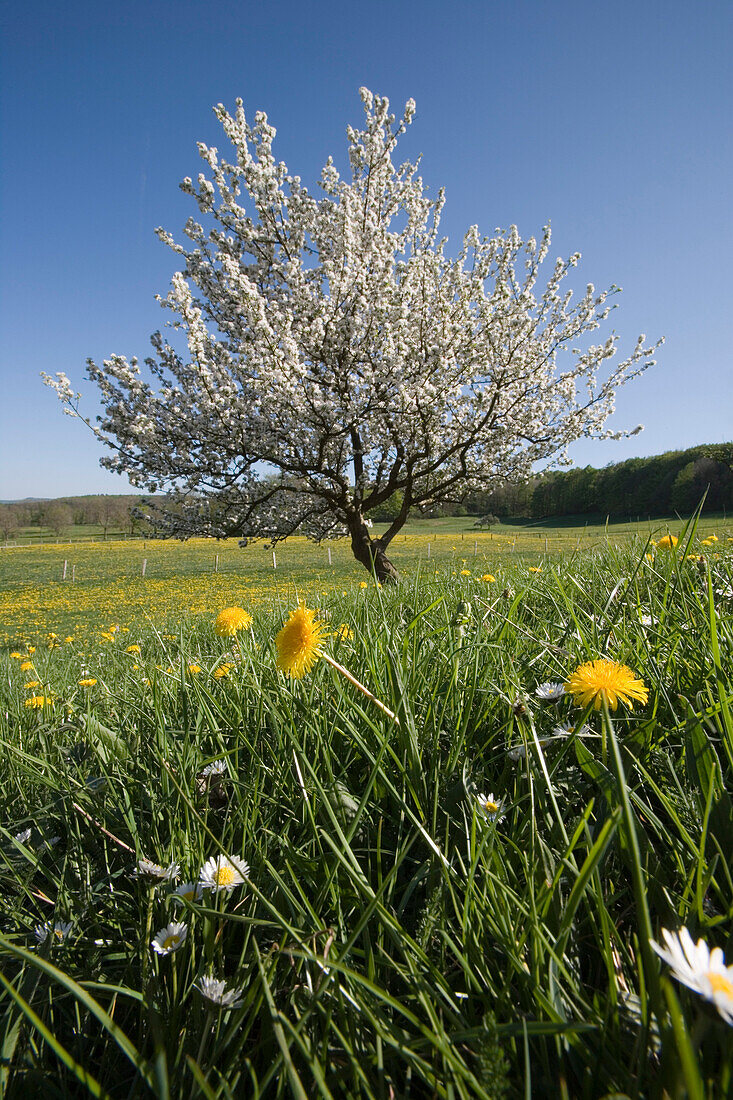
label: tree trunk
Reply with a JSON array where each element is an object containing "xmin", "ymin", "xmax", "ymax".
[{"xmin": 347, "ymin": 515, "xmax": 400, "ymax": 584}]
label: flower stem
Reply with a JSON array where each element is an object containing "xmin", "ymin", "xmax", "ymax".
[{"xmin": 321, "ymin": 652, "xmax": 400, "ymax": 725}]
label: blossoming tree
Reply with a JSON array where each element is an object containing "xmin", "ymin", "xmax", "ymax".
[{"xmin": 44, "ymin": 89, "xmax": 661, "ymax": 582}]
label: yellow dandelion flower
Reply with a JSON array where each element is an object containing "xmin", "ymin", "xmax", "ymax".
[
  {"xmin": 126, "ymin": 644, "xmax": 141, "ymax": 654},
  {"xmin": 27, "ymin": 646, "xmax": 36, "ymax": 654},
  {"xmin": 10, "ymin": 653, "xmax": 22, "ymax": 659},
  {"xmin": 564, "ymin": 659, "xmax": 648, "ymax": 711},
  {"xmin": 529, "ymin": 566, "xmax": 542, "ymax": 573},
  {"xmin": 657, "ymin": 534, "xmax": 678, "ymax": 551},
  {"xmin": 275, "ymin": 605, "xmax": 328, "ymax": 679},
  {"xmin": 358, "ymin": 581, "xmax": 368, "ymax": 589},
  {"xmin": 187, "ymin": 664, "xmax": 202, "ymax": 675},
  {"xmin": 24, "ymin": 681, "xmax": 40, "ymax": 689},
  {"xmin": 214, "ymin": 607, "xmax": 252, "ymax": 636},
  {"xmin": 334, "ymin": 623, "xmax": 354, "ymax": 641},
  {"xmin": 481, "ymin": 574, "xmax": 496, "ymax": 582},
  {"xmin": 78, "ymin": 678, "xmax": 97, "ymax": 687},
  {"xmin": 64, "ymin": 636, "xmax": 74, "ymax": 644},
  {"xmin": 460, "ymin": 569, "xmax": 471, "ymax": 576},
  {"xmin": 20, "ymin": 660, "xmax": 33, "ymax": 671},
  {"xmin": 24, "ymin": 696, "xmax": 53, "ymax": 709}
]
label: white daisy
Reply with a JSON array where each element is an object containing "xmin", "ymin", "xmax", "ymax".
[
  {"xmin": 34, "ymin": 920, "xmax": 72, "ymax": 945},
  {"xmin": 195, "ymin": 974, "xmax": 245, "ymax": 1009},
  {"xmin": 650, "ymin": 927, "xmax": 733, "ymax": 1025},
  {"xmin": 198, "ymin": 854, "xmax": 250, "ymax": 893},
  {"xmin": 135, "ymin": 858, "xmax": 180, "ymax": 883},
  {"xmin": 14, "ymin": 828, "xmax": 32, "ymax": 844},
  {"xmin": 639, "ymin": 613, "xmax": 653, "ymax": 628},
  {"xmin": 552, "ymin": 722, "xmax": 594, "ymax": 739},
  {"xmin": 475, "ymin": 793, "xmax": 505, "ymax": 823},
  {"xmin": 173, "ymin": 881, "xmax": 204, "ymax": 904},
  {"xmin": 151, "ymin": 921, "xmax": 188, "ymax": 955},
  {"xmin": 200, "ymin": 760, "xmax": 227, "ymax": 777},
  {"xmin": 534, "ymin": 682, "xmax": 565, "ymax": 702}
]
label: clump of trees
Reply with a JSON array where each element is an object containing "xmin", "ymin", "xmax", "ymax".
[
  {"xmin": 0, "ymin": 496, "xmax": 149, "ymax": 541},
  {"xmin": 44, "ymin": 87, "xmax": 660, "ymax": 581},
  {"xmin": 467, "ymin": 443, "xmax": 733, "ymax": 520}
]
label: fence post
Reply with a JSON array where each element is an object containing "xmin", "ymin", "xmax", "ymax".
[
  {"xmin": 72, "ymin": 564, "xmax": 76, "ymax": 583},
  {"xmin": 142, "ymin": 559, "xmax": 147, "ymax": 577},
  {"xmin": 327, "ymin": 547, "xmax": 332, "ymax": 566},
  {"xmin": 62, "ymin": 560, "xmax": 67, "ymax": 581},
  {"xmin": 215, "ymin": 554, "xmax": 219, "ymax": 573},
  {"xmin": 272, "ymin": 551, "xmax": 277, "ymax": 570}
]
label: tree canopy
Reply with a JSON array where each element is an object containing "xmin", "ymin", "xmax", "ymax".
[{"xmin": 44, "ymin": 89, "xmax": 661, "ymax": 579}]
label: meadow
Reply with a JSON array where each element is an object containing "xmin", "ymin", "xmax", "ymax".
[{"xmin": 1, "ymin": 515, "xmax": 733, "ymax": 1097}]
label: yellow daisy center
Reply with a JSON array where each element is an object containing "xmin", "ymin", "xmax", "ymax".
[
  {"xmin": 708, "ymin": 972, "xmax": 733, "ymax": 998},
  {"xmin": 215, "ymin": 864, "xmax": 237, "ymax": 887},
  {"xmin": 484, "ymin": 800, "xmax": 499, "ymax": 813},
  {"xmin": 163, "ymin": 934, "xmax": 179, "ymax": 949}
]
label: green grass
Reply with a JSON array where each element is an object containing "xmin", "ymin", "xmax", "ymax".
[
  {"xmin": 2, "ymin": 514, "xmax": 731, "ymax": 649},
  {"xmin": 1, "ymin": 520, "xmax": 733, "ymax": 1096}
]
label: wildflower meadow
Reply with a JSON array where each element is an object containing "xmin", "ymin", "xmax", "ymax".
[{"xmin": 1, "ymin": 516, "xmax": 733, "ymax": 1097}]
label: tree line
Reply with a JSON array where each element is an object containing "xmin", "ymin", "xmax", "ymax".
[
  {"xmin": 0, "ymin": 495, "xmax": 147, "ymax": 541},
  {"xmin": 2, "ymin": 441, "xmax": 730, "ymax": 543},
  {"xmin": 456, "ymin": 443, "xmax": 733, "ymax": 521}
]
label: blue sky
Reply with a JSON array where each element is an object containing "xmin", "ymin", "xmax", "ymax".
[{"xmin": 1, "ymin": 0, "xmax": 731, "ymax": 499}]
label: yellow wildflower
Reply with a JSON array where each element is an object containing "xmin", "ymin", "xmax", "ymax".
[
  {"xmin": 24, "ymin": 696, "xmax": 53, "ymax": 709},
  {"xmin": 78, "ymin": 678, "xmax": 97, "ymax": 687},
  {"xmin": 20, "ymin": 661, "xmax": 33, "ymax": 671},
  {"xmin": 481, "ymin": 574, "xmax": 496, "ymax": 582},
  {"xmin": 125, "ymin": 644, "xmax": 141, "ymax": 654},
  {"xmin": 214, "ymin": 607, "xmax": 252, "ymax": 636},
  {"xmin": 275, "ymin": 605, "xmax": 328, "ymax": 679},
  {"xmin": 657, "ymin": 535, "xmax": 678, "ymax": 551},
  {"xmin": 564, "ymin": 659, "xmax": 648, "ymax": 711},
  {"xmin": 213, "ymin": 663, "xmax": 235, "ymax": 679}
]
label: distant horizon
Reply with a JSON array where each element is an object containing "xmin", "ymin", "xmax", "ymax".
[{"xmin": 3, "ymin": 436, "xmax": 731, "ymax": 504}]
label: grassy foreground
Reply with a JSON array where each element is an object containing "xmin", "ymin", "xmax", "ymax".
[{"xmin": 1, "ymin": 524, "xmax": 733, "ymax": 1096}]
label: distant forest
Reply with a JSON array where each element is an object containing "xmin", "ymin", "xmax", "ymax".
[
  {"xmin": 2, "ymin": 443, "xmax": 732, "ymax": 539},
  {"xmin": 375, "ymin": 442, "xmax": 733, "ymax": 522}
]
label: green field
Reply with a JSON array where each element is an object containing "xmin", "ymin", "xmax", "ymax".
[
  {"xmin": 1, "ymin": 514, "xmax": 732, "ymax": 1096},
  {"xmin": 2, "ymin": 514, "xmax": 731, "ymax": 647}
]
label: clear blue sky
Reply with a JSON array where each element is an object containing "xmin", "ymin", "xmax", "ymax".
[{"xmin": 1, "ymin": 0, "xmax": 731, "ymax": 499}]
